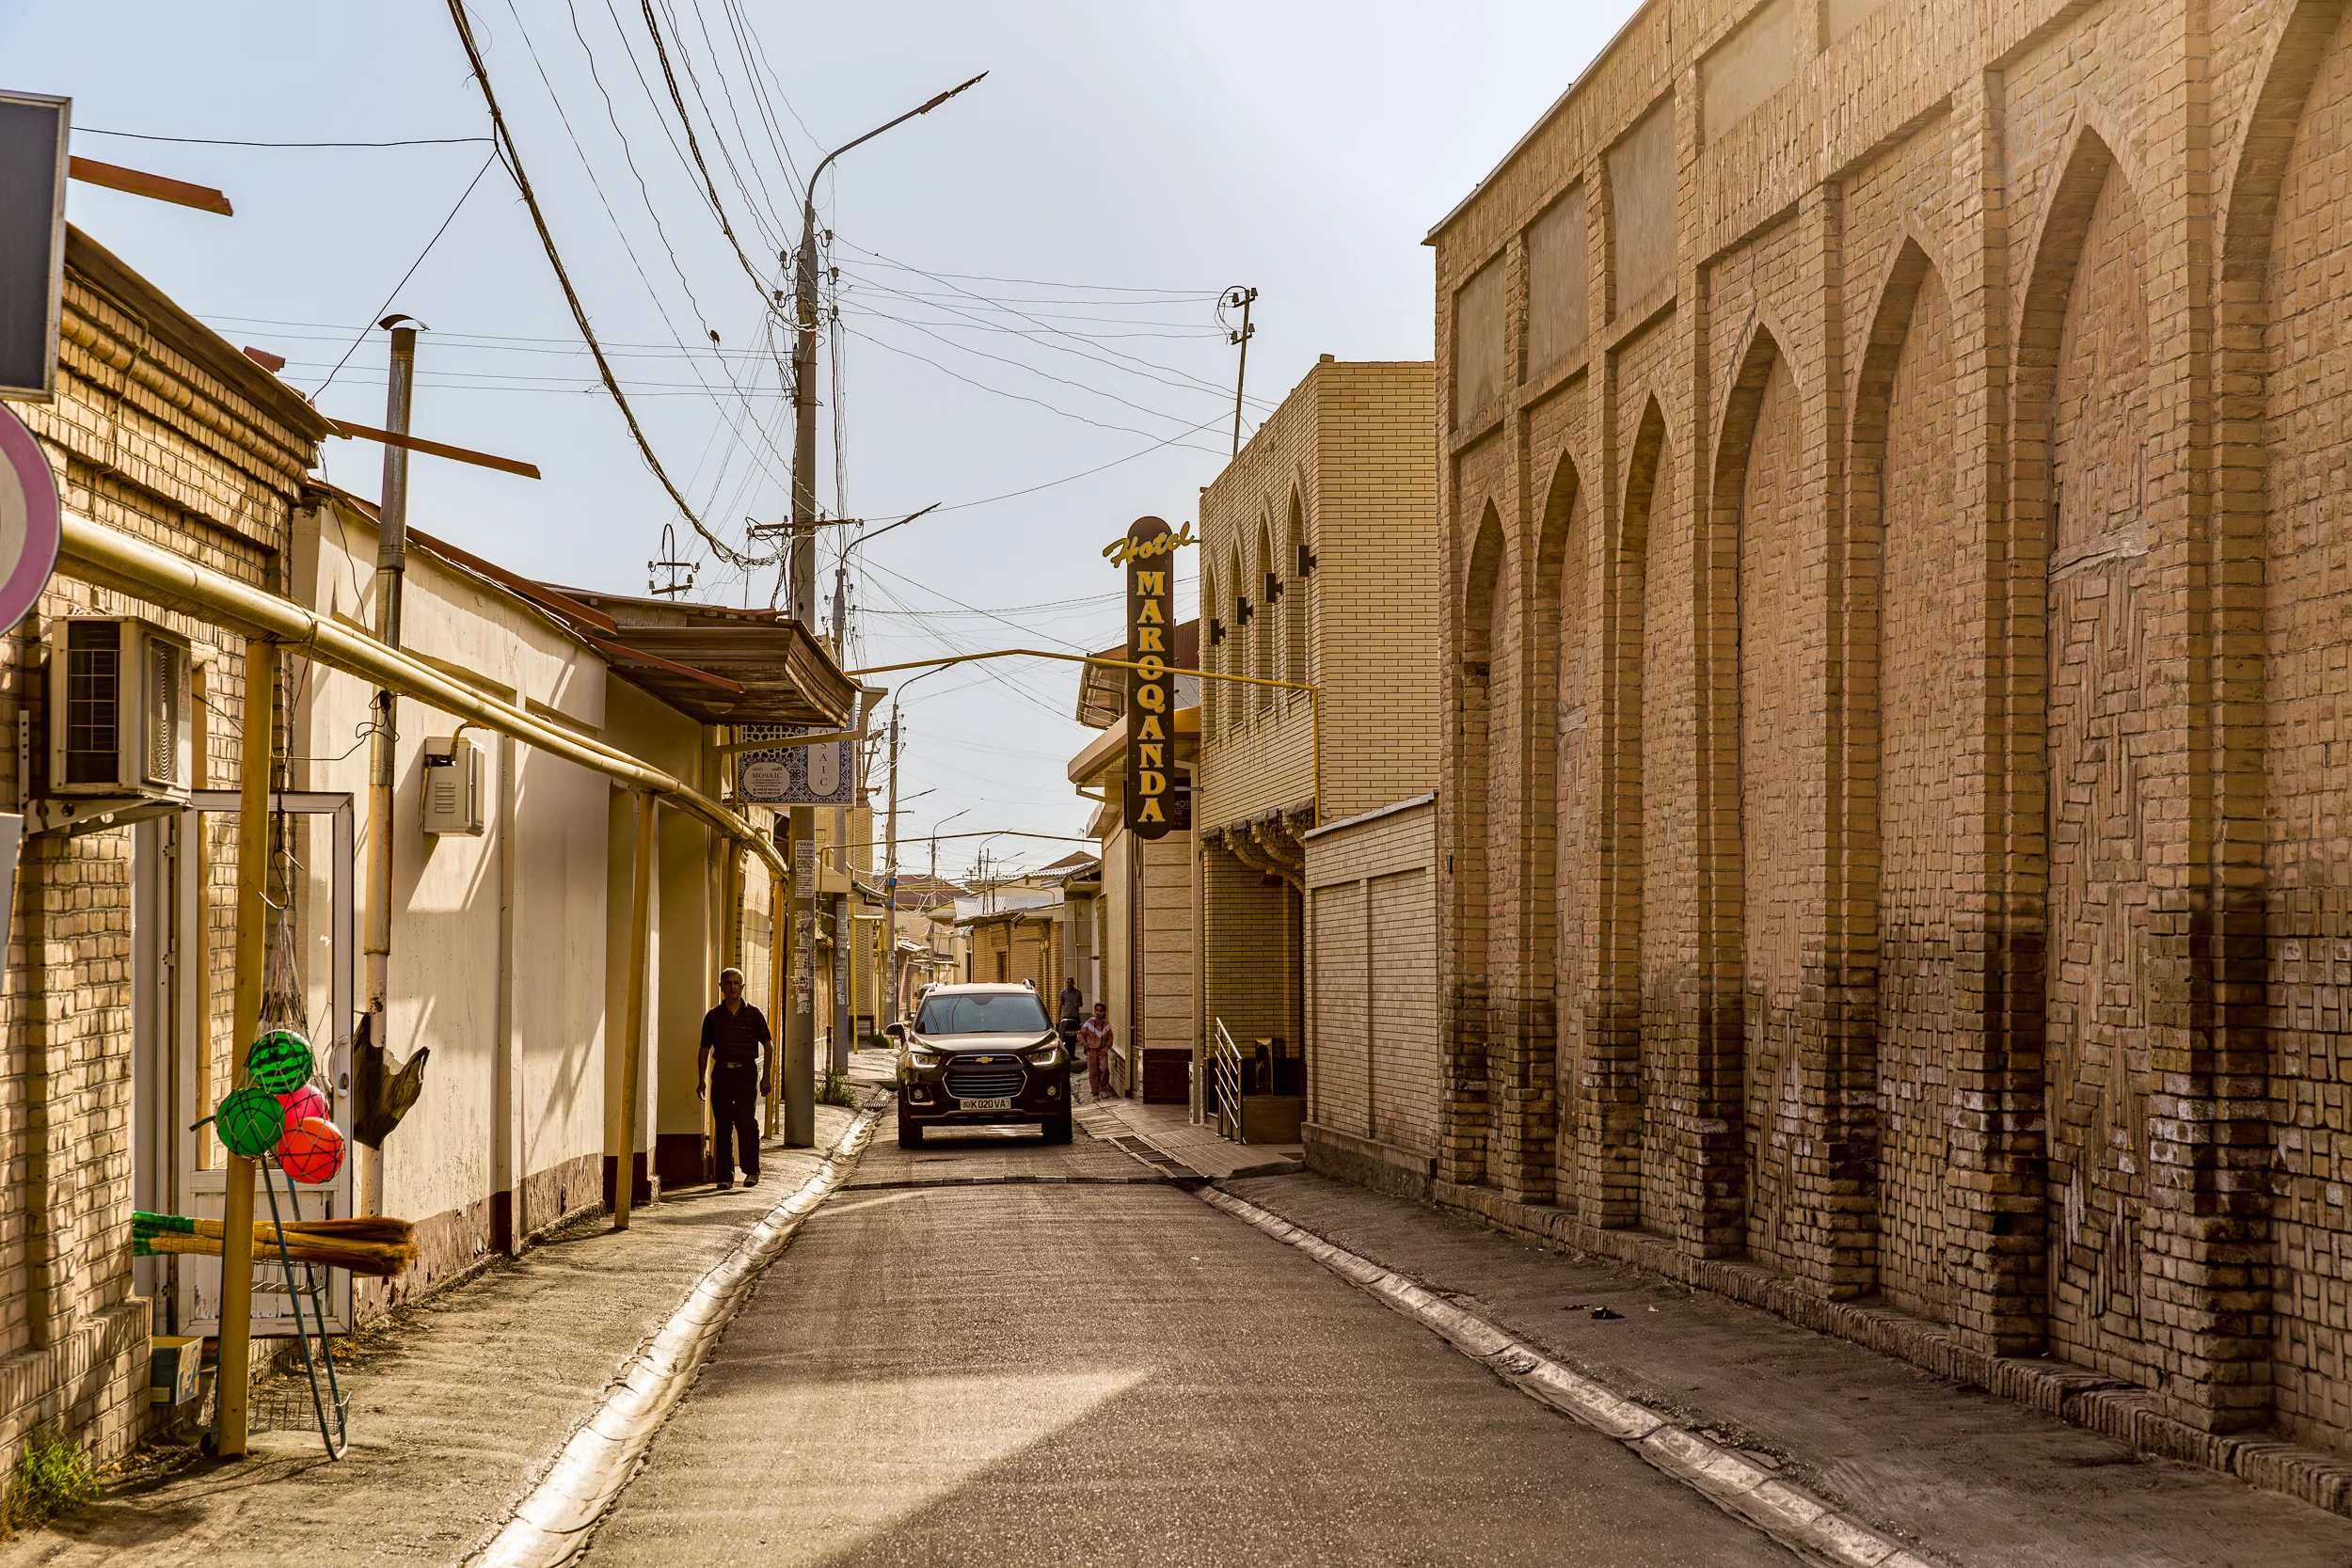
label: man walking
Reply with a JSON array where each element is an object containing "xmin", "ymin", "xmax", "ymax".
[
  {"xmin": 1057, "ymin": 976, "xmax": 1084, "ymax": 1054},
  {"xmin": 698, "ymin": 966, "xmax": 771, "ymax": 1189},
  {"xmin": 1077, "ymin": 1002, "xmax": 1114, "ymax": 1102}
]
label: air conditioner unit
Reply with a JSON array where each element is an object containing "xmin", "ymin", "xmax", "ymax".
[
  {"xmin": 47, "ymin": 616, "xmax": 193, "ymax": 801},
  {"xmin": 421, "ymin": 736, "xmax": 485, "ymax": 836}
]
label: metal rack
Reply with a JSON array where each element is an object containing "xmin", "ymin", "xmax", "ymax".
[{"xmin": 252, "ymin": 1154, "xmax": 348, "ymax": 1457}]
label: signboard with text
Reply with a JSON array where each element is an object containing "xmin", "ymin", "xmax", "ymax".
[
  {"xmin": 1122, "ymin": 515, "xmax": 1177, "ymax": 840},
  {"xmin": 735, "ymin": 720, "xmax": 855, "ymax": 806}
]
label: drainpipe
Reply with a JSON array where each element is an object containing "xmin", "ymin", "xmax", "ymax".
[{"xmin": 359, "ymin": 319, "xmax": 416, "ymax": 1218}]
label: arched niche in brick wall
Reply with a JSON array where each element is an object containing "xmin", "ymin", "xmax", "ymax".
[
  {"xmin": 1851, "ymin": 236, "xmax": 1963, "ymax": 1322},
  {"xmin": 1706, "ymin": 323, "xmax": 1807, "ymax": 1267},
  {"xmin": 2221, "ymin": 0, "xmax": 2352, "ymax": 1446},
  {"xmin": 2016, "ymin": 123, "xmax": 2157, "ymax": 1384},
  {"xmin": 1448, "ymin": 500, "xmax": 1509, "ymax": 1190},
  {"xmin": 1533, "ymin": 452, "xmax": 1588, "ymax": 1213},
  {"xmin": 1590, "ymin": 396, "xmax": 1670, "ymax": 1233}
]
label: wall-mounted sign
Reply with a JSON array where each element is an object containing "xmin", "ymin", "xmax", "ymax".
[
  {"xmin": 0, "ymin": 401, "xmax": 60, "ymax": 629},
  {"xmin": 735, "ymin": 721, "xmax": 855, "ymax": 806},
  {"xmin": 0, "ymin": 91, "xmax": 70, "ymax": 403},
  {"xmin": 1102, "ymin": 517, "xmax": 1193, "ymax": 566},
  {"xmin": 1123, "ymin": 515, "xmax": 1177, "ymax": 841}
]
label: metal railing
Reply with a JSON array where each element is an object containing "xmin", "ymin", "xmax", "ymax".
[{"xmin": 1213, "ymin": 1018, "xmax": 1245, "ymax": 1143}]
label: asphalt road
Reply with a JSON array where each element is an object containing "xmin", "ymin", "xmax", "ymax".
[{"xmin": 585, "ymin": 1116, "xmax": 1793, "ymax": 1568}]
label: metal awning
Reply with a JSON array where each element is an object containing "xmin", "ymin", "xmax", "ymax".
[{"xmin": 540, "ymin": 587, "xmax": 859, "ymax": 727}]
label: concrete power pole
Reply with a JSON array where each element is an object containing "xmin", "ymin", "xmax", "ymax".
[
  {"xmin": 787, "ymin": 73, "xmax": 984, "ymax": 1131},
  {"xmin": 883, "ymin": 706, "xmax": 901, "ymax": 1024}
]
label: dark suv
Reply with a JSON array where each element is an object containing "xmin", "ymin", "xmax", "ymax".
[{"xmin": 890, "ymin": 983, "xmax": 1073, "ymax": 1148}]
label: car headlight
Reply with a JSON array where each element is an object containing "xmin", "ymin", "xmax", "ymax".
[
  {"xmin": 907, "ymin": 1045, "xmax": 943, "ymax": 1069},
  {"xmin": 1024, "ymin": 1041, "xmax": 1064, "ymax": 1068}
]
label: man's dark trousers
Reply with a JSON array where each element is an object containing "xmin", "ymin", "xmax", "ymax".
[{"xmin": 710, "ymin": 1066, "xmax": 760, "ymax": 1185}]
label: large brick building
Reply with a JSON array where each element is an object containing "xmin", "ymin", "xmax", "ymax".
[
  {"xmin": 1196, "ymin": 358, "xmax": 1440, "ymax": 1138},
  {"xmin": 1422, "ymin": 0, "xmax": 2352, "ymax": 1465}
]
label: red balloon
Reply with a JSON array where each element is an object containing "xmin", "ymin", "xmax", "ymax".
[
  {"xmin": 278, "ymin": 1085, "xmax": 328, "ymax": 1129},
  {"xmin": 278, "ymin": 1117, "xmax": 346, "ymax": 1185}
]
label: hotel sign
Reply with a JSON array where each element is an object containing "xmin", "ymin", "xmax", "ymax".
[{"xmin": 1122, "ymin": 515, "xmax": 1177, "ymax": 841}]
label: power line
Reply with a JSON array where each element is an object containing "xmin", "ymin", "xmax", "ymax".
[
  {"xmin": 843, "ymin": 323, "xmax": 1226, "ymax": 455},
  {"xmin": 630, "ymin": 0, "xmax": 791, "ymax": 301},
  {"xmin": 504, "ymin": 0, "xmax": 796, "ymax": 500},
  {"xmin": 444, "ymin": 0, "xmax": 771, "ymax": 573},
  {"xmin": 311, "ymin": 148, "xmax": 501, "ymax": 400},
  {"xmin": 77, "ymin": 127, "xmax": 492, "ymax": 149}
]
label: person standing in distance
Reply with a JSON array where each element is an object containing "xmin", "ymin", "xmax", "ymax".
[
  {"xmin": 698, "ymin": 966, "xmax": 771, "ymax": 1188},
  {"xmin": 1057, "ymin": 976, "xmax": 1084, "ymax": 1054},
  {"xmin": 1077, "ymin": 1002, "xmax": 1114, "ymax": 1102}
]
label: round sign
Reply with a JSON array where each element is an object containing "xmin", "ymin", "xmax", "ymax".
[
  {"xmin": 739, "ymin": 757, "xmax": 787, "ymax": 800},
  {"xmin": 0, "ymin": 403, "xmax": 61, "ymax": 631}
]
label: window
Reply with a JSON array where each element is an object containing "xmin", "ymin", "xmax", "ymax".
[{"xmin": 918, "ymin": 990, "xmax": 1051, "ymax": 1036}]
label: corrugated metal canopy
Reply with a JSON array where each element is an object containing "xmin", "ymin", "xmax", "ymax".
[{"xmin": 541, "ymin": 586, "xmax": 859, "ymax": 728}]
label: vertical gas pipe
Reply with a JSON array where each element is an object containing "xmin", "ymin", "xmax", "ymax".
[{"xmin": 359, "ymin": 319, "xmax": 416, "ymax": 1214}]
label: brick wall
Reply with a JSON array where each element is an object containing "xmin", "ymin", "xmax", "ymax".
[
  {"xmin": 1420, "ymin": 0, "xmax": 2352, "ymax": 1449},
  {"xmin": 3, "ymin": 233, "xmax": 323, "ymax": 1477}
]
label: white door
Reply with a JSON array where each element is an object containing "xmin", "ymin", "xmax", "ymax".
[{"xmin": 177, "ymin": 789, "xmax": 356, "ymax": 1338}]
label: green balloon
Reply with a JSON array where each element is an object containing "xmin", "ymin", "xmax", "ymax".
[
  {"xmin": 246, "ymin": 1029, "xmax": 314, "ymax": 1095},
  {"xmin": 216, "ymin": 1086, "xmax": 287, "ymax": 1159}
]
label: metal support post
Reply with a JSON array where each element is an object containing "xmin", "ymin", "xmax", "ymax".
[
  {"xmin": 212, "ymin": 635, "xmax": 277, "ymax": 1459},
  {"xmin": 614, "ymin": 790, "xmax": 655, "ymax": 1227}
]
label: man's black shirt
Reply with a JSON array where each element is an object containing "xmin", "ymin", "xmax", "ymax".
[{"xmin": 701, "ymin": 1002, "xmax": 771, "ymax": 1074}]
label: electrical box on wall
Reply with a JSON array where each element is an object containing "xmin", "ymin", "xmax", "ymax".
[
  {"xmin": 46, "ymin": 615, "xmax": 193, "ymax": 801},
  {"xmin": 421, "ymin": 736, "xmax": 485, "ymax": 836}
]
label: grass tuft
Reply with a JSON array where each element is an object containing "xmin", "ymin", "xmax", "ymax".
[
  {"xmin": 818, "ymin": 1069, "xmax": 859, "ymax": 1109},
  {"xmin": 6, "ymin": 1425, "xmax": 99, "ymax": 1532}
]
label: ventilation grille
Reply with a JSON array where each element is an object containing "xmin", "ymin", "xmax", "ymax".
[
  {"xmin": 64, "ymin": 620, "xmax": 120, "ymax": 785},
  {"xmin": 145, "ymin": 638, "xmax": 183, "ymax": 787}
]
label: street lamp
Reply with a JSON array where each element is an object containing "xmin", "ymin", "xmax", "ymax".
[{"xmin": 780, "ymin": 70, "xmax": 984, "ymax": 1132}]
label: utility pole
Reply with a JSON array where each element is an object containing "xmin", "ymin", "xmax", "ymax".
[
  {"xmin": 1219, "ymin": 286, "xmax": 1258, "ymax": 458},
  {"xmin": 786, "ymin": 72, "xmax": 983, "ymax": 1138},
  {"xmin": 883, "ymin": 706, "xmax": 901, "ymax": 1023},
  {"xmin": 360, "ymin": 316, "xmax": 417, "ymax": 1213}
]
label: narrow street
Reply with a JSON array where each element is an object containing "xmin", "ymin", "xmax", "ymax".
[{"xmin": 583, "ymin": 1115, "xmax": 1796, "ymax": 1568}]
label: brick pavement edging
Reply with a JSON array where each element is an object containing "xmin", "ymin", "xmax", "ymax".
[
  {"xmin": 1197, "ymin": 1185, "xmax": 1934, "ymax": 1568},
  {"xmin": 1414, "ymin": 1176, "xmax": 2352, "ymax": 1522},
  {"xmin": 471, "ymin": 1109, "xmax": 881, "ymax": 1568}
]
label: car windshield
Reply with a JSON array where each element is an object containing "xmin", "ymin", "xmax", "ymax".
[{"xmin": 916, "ymin": 992, "xmax": 1051, "ymax": 1036}]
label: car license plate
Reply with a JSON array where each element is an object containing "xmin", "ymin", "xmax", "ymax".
[{"xmin": 960, "ymin": 1096, "xmax": 1013, "ymax": 1112}]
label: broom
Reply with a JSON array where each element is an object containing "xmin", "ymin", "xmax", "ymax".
[{"xmin": 133, "ymin": 1212, "xmax": 418, "ymax": 1278}]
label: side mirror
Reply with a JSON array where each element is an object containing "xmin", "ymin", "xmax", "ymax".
[{"xmin": 884, "ymin": 1022, "xmax": 907, "ymax": 1042}]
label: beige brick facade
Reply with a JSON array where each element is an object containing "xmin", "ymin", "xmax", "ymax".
[
  {"xmin": 1423, "ymin": 0, "xmax": 2352, "ymax": 1456},
  {"xmin": 3, "ymin": 230, "xmax": 328, "ymax": 1477},
  {"xmin": 1196, "ymin": 360, "xmax": 1440, "ymax": 1122}
]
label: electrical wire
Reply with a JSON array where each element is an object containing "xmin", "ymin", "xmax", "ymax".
[
  {"xmin": 506, "ymin": 0, "xmax": 795, "ymax": 502},
  {"xmin": 310, "ymin": 148, "xmax": 500, "ymax": 400},
  {"xmin": 842, "ymin": 324, "xmax": 1226, "ymax": 455},
  {"xmin": 445, "ymin": 0, "xmax": 770, "ymax": 573},
  {"xmin": 76, "ymin": 128, "xmax": 493, "ymax": 149},
  {"xmin": 631, "ymin": 0, "xmax": 791, "ymax": 298}
]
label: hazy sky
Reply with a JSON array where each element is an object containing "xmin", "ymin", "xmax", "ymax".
[{"xmin": 5, "ymin": 2, "xmax": 1638, "ymax": 878}]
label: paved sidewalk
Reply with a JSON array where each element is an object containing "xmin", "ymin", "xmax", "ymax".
[
  {"xmin": 3, "ymin": 1102, "xmax": 866, "ymax": 1568},
  {"xmin": 1080, "ymin": 1096, "xmax": 1302, "ymax": 1180},
  {"xmin": 1222, "ymin": 1168, "xmax": 2352, "ymax": 1568}
]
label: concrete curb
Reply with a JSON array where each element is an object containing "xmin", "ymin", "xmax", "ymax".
[
  {"xmin": 469, "ymin": 1110, "xmax": 881, "ymax": 1568},
  {"xmin": 1197, "ymin": 1185, "xmax": 1937, "ymax": 1568}
]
